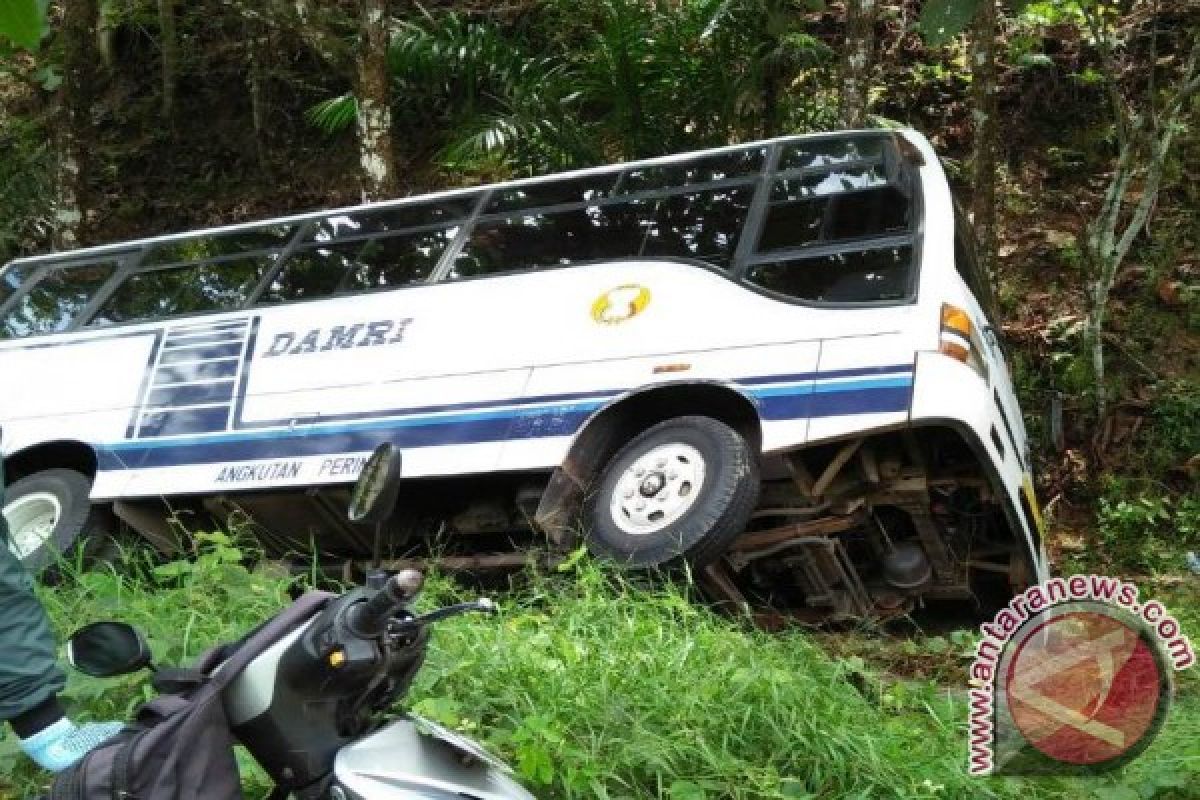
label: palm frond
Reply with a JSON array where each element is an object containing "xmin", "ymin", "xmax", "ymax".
[{"xmin": 305, "ymin": 93, "xmax": 358, "ymax": 135}]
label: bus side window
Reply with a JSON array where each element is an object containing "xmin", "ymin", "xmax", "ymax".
[
  {"xmin": 620, "ymin": 146, "xmax": 766, "ymax": 193},
  {"xmin": 307, "ymin": 198, "xmax": 476, "ymax": 243},
  {"xmin": 486, "ymin": 174, "xmax": 617, "ymax": 213},
  {"xmin": 757, "ymin": 167, "xmax": 909, "ymax": 253},
  {"xmin": 92, "ymin": 255, "xmax": 276, "ymax": 326},
  {"xmin": 744, "ymin": 137, "xmax": 917, "ymax": 305},
  {"xmin": 141, "ymin": 225, "xmax": 296, "ymax": 266},
  {"xmin": 448, "ymin": 176, "xmax": 764, "ymax": 281},
  {"xmin": 641, "ymin": 185, "xmax": 756, "ymax": 269},
  {"xmin": 746, "ymin": 245, "xmax": 914, "ymax": 304},
  {"xmin": 0, "ymin": 261, "xmax": 117, "ymax": 338},
  {"xmin": 448, "ymin": 202, "xmax": 648, "ymax": 280},
  {"xmin": 260, "ymin": 225, "xmax": 459, "ymax": 303},
  {"xmin": 257, "ymin": 246, "xmax": 352, "ymax": 304},
  {"xmin": 776, "ymin": 135, "xmax": 886, "ymax": 169},
  {"xmin": 340, "ymin": 226, "xmax": 459, "ymax": 291},
  {"xmin": 0, "ymin": 264, "xmax": 36, "ymax": 310}
]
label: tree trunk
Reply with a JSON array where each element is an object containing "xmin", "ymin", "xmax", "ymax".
[
  {"xmin": 356, "ymin": 0, "xmax": 397, "ymax": 199},
  {"xmin": 56, "ymin": 0, "xmax": 100, "ymax": 249},
  {"xmin": 762, "ymin": 69, "xmax": 780, "ymax": 138},
  {"xmin": 969, "ymin": 0, "xmax": 998, "ymax": 279},
  {"xmin": 1082, "ymin": 39, "xmax": 1198, "ymax": 418},
  {"xmin": 839, "ymin": 0, "xmax": 876, "ymax": 128},
  {"xmin": 159, "ymin": 0, "xmax": 178, "ymax": 124},
  {"xmin": 245, "ymin": 7, "xmax": 271, "ymax": 171}
]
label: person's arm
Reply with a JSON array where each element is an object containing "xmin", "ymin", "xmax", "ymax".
[
  {"xmin": 0, "ymin": 456, "xmax": 121, "ymax": 771},
  {"xmin": 0, "ymin": 457, "xmax": 67, "ymax": 731}
]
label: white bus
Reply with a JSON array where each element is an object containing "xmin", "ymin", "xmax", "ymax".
[{"xmin": 1, "ymin": 128, "xmax": 1045, "ymax": 617}]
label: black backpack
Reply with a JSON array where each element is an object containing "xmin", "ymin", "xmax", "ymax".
[{"xmin": 49, "ymin": 591, "xmax": 332, "ymax": 800}]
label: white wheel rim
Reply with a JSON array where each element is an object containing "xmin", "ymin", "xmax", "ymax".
[
  {"xmin": 609, "ymin": 442, "xmax": 706, "ymax": 535},
  {"xmin": 3, "ymin": 492, "xmax": 62, "ymax": 561}
]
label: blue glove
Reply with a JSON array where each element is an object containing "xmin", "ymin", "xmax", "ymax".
[{"xmin": 18, "ymin": 717, "xmax": 123, "ymax": 772}]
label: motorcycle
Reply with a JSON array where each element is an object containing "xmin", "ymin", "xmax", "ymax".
[{"xmin": 64, "ymin": 443, "xmax": 535, "ymax": 800}]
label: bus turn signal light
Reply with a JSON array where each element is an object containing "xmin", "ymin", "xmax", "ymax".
[{"xmin": 939, "ymin": 303, "xmax": 988, "ymax": 380}]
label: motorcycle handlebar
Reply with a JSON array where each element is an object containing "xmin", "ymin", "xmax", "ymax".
[
  {"xmin": 346, "ymin": 569, "xmax": 424, "ymax": 638},
  {"xmin": 393, "ymin": 598, "xmax": 498, "ymax": 633}
]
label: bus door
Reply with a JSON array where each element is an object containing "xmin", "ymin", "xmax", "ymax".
[{"xmin": 807, "ymin": 306, "xmax": 921, "ymax": 444}]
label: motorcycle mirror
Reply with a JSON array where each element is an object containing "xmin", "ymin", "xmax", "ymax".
[
  {"xmin": 66, "ymin": 621, "xmax": 153, "ymax": 678},
  {"xmin": 348, "ymin": 443, "xmax": 403, "ymax": 524}
]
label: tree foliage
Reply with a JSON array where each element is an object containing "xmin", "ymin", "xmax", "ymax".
[
  {"xmin": 0, "ymin": 0, "xmax": 45, "ymax": 50},
  {"xmin": 919, "ymin": 0, "xmax": 984, "ymax": 46},
  {"xmin": 305, "ymin": 0, "xmax": 835, "ymax": 174}
]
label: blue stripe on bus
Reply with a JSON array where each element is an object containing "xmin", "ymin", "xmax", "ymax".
[
  {"xmin": 97, "ymin": 376, "xmax": 914, "ymax": 470},
  {"xmin": 750, "ymin": 375, "xmax": 912, "ymax": 420},
  {"xmin": 233, "ymin": 388, "xmax": 625, "ymax": 431},
  {"xmin": 225, "ymin": 369, "xmax": 916, "ymax": 434},
  {"xmin": 100, "ymin": 409, "xmax": 597, "ymax": 469},
  {"xmin": 118, "ymin": 402, "xmax": 580, "ymax": 452},
  {"xmin": 739, "ymin": 363, "xmax": 912, "ymax": 386},
  {"xmin": 756, "ymin": 385, "xmax": 912, "ymax": 420},
  {"xmin": 748, "ymin": 375, "xmax": 912, "ymax": 399}
]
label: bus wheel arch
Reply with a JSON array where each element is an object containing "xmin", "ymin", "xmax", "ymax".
[
  {"xmin": 534, "ymin": 382, "xmax": 762, "ymax": 552},
  {"xmin": 4, "ymin": 439, "xmax": 98, "ymax": 483},
  {"xmin": 908, "ymin": 419, "xmax": 1045, "ymax": 592},
  {"xmin": 2, "ymin": 441, "xmax": 111, "ymax": 573}
]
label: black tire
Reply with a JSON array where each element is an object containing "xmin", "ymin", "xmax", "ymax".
[
  {"xmin": 3, "ymin": 469, "xmax": 109, "ymax": 574},
  {"xmin": 584, "ymin": 415, "xmax": 759, "ymax": 568}
]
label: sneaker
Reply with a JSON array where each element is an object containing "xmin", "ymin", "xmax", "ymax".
[{"xmin": 19, "ymin": 718, "xmax": 124, "ymax": 772}]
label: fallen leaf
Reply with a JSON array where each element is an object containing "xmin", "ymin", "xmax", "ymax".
[
  {"xmin": 1044, "ymin": 230, "xmax": 1075, "ymax": 248},
  {"xmin": 1157, "ymin": 278, "xmax": 1183, "ymax": 307}
]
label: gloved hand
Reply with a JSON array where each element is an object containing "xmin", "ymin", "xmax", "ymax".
[{"xmin": 18, "ymin": 717, "xmax": 123, "ymax": 772}]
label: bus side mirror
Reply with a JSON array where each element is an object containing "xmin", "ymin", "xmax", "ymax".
[{"xmin": 348, "ymin": 443, "xmax": 403, "ymax": 524}]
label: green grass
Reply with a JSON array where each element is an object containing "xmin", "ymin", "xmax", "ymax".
[{"xmin": 0, "ymin": 539, "xmax": 1196, "ymax": 799}]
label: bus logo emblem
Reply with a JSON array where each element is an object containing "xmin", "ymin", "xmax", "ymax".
[{"xmin": 591, "ymin": 285, "xmax": 651, "ymax": 325}]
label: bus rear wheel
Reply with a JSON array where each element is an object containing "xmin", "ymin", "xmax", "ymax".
[
  {"xmin": 3, "ymin": 469, "xmax": 107, "ymax": 574},
  {"xmin": 584, "ymin": 416, "xmax": 759, "ymax": 568}
]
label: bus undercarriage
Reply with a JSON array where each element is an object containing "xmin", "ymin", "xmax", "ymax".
[{"xmin": 125, "ymin": 426, "xmax": 1034, "ymax": 625}]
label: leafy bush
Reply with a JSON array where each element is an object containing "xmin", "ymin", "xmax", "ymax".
[
  {"xmin": 1145, "ymin": 381, "xmax": 1200, "ymax": 473},
  {"xmin": 0, "ymin": 115, "xmax": 55, "ymax": 261},
  {"xmin": 1097, "ymin": 483, "xmax": 1200, "ymax": 574}
]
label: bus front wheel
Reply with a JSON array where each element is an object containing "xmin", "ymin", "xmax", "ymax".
[
  {"xmin": 584, "ymin": 416, "xmax": 759, "ymax": 568},
  {"xmin": 3, "ymin": 469, "xmax": 108, "ymax": 574}
]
